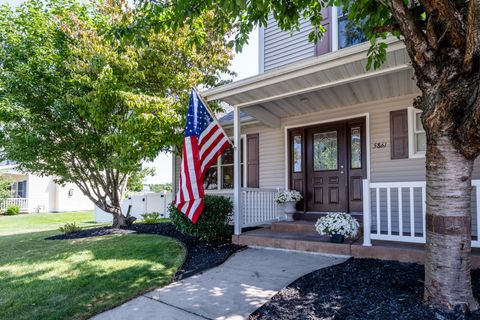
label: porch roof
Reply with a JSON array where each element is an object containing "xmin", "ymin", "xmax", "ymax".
[{"xmin": 204, "ymin": 38, "xmax": 418, "ymax": 127}]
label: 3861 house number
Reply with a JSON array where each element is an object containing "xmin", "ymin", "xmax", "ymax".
[{"xmin": 373, "ymin": 142, "xmax": 387, "ymax": 149}]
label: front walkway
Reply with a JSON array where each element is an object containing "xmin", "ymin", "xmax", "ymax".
[{"xmin": 92, "ymin": 248, "xmax": 348, "ymax": 320}]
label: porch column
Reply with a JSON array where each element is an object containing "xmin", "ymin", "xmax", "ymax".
[
  {"xmin": 362, "ymin": 179, "xmax": 372, "ymax": 246},
  {"xmin": 233, "ymin": 106, "xmax": 243, "ymax": 235}
]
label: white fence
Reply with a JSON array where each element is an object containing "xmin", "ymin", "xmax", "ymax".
[
  {"xmin": 242, "ymin": 188, "xmax": 280, "ymax": 227},
  {"xmin": 363, "ymin": 180, "xmax": 480, "ymax": 247},
  {"xmin": 0, "ymin": 198, "xmax": 29, "ymax": 212},
  {"xmin": 94, "ymin": 192, "xmax": 173, "ymax": 223}
]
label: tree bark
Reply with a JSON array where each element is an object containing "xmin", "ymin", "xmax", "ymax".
[
  {"xmin": 424, "ymin": 133, "xmax": 479, "ymax": 311},
  {"xmin": 111, "ymin": 205, "xmax": 127, "ymax": 228}
]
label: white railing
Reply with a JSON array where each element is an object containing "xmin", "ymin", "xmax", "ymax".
[
  {"xmin": 363, "ymin": 179, "xmax": 480, "ymax": 247},
  {"xmin": 242, "ymin": 188, "xmax": 280, "ymax": 227},
  {"xmin": 0, "ymin": 198, "xmax": 29, "ymax": 212}
]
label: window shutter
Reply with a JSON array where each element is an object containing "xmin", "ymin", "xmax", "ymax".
[
  {"xmin": 247, "ymin": 133, "xmax": 259, "ymax": 188},
  {"xmin": 390, "ymin": 109, "xmax": 409, "ymax": 159},
  {"xmin": 316, "ymin": 8, "xmax": 332, "ymax": 55}
]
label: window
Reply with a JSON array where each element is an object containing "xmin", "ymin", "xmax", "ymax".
[
  {"xmin": 9, "ymin": 180, "xmax": 27, "ymax": 198},
  {"xmin": 408, "ymin": 107, "xmax": 426, "ymax": 158},
  {"xmin": 350, "ymin": 127, "xmax": 362, "ymax": 169},
  {"xmin": 292, "ymin": 135, "xmax": 302, "ymax": 172},
  {"xmin": 338, "ymin": 7, "xmax": 367, "ymax": 50},
  {"xmin": 204, "ymin": 138, "xmax": 245, "ymax": 190}
]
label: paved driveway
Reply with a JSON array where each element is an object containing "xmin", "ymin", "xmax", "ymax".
[{"xmin": 92, "ymin": 248, "xmax": 348, "ymax": 320}]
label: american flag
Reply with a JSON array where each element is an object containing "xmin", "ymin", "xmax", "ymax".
[{"xmin": 174, "ymin": 89, "xmax": 231, "ymax": 223}]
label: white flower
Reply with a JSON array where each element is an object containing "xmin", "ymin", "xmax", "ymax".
[
  {"xmin": 315, "ymin": 213, "xmax": 359, "ymax": 238},
  {"xmin": 274, "ymin": 190, "xmax": 302, "ymax": 204}
]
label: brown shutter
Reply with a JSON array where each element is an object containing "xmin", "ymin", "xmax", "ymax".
[
  {"xmin": 316, "ymin": 8, "xmax": 332, "ymax": 55},
  {"xmin": 390, "ymin": 109, "xmax": 409, "ymax": 159},
  {"xmin": 247, "ymin": 133, "xmax": 259, "ymax": 188}
]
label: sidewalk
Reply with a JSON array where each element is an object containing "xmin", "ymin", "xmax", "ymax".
[{"xmin": 92, "ymin": 248, "xmax": 348, "ymax": 320}]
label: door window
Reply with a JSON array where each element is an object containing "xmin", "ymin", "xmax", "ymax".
[
  {"xmin": 350, "ymin": 127, "xmax": 361, "ymax": 169},
  {"xmin": 293, "ymin": 135, "xmax": 302, "ymax": 172},
  {"xmin": 313, "ymin": 131, "xmax": 338, "ymax": 171}
]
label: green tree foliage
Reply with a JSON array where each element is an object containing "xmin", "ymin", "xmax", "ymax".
[
  {"xmin": 126, "ymin": 167, "xmax": 156, "ymax": 195},
  {"xmin": 149, "ymin": 183, "xmax": 173, "ymax": 193},
  {"xmin": 0, "ymin": 175, "xmax": 12, "ymax": 201},
  {"xmin": 0, "ymin": 0, "xmax": 233, "ymax": 226}
]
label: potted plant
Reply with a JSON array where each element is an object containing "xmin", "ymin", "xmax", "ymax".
[
  {"xmin": 274, "ymin": 190, "xmax": 302, "ymax": 221},
  {"xmin": 315, "ymin": 212, "xmax": 359, "ymax": 243}
]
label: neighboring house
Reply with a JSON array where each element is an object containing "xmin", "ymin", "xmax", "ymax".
[
  {"xmin": 0, "ymin": 161, "xmax": 93, "ymax": 213},
  {"xmin": 173, "ymin": 8, "xmax": 480, "ymax": 262}
]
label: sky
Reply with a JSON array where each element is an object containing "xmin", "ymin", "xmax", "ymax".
[{"xmin": 0, "ymin": 0, "xmax": 259, "ymax": 184}]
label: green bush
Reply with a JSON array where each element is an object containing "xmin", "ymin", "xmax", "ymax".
[
  {"xmin": 59, "ymin": 222, "xmax": 82, "ymax": 234},
  {"xmin": 169, "ymin": 195, "xmax": 233, "ymax": 241},
  {"xmin": 5, "ymin": 205, "xmax": 20, "ymax": 215},
  {"xmin": 140, "ymin": 212, "xmax": 163, "ymax": 224}
]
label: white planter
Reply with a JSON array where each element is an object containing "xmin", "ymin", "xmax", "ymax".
[{"xmin": 283, "ymin": 201, "xmax": 297, "ymax": 221}]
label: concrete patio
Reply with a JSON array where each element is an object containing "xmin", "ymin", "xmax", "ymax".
[{"xmin": 91, "ymin": 248, "xmax": 348, "ymax": 320}]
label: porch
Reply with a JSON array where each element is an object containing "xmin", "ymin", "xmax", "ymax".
[
  {"xmin": 0, "ymin": 198, "xmax": 29, "ymax": 212},
  {"xmin": 227, "ymin": 179, "xmax": 480, "ymax": 265},
  {"xmin": 200, "ymin": 38, "xmax": 480, "ymax": 262}
]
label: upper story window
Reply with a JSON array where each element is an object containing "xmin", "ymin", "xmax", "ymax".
[
  {"xmin": 408, "ymin": 107, "xmax": 426, "ymax": 158},
  {"xmin": 338, "ymin": 7, "xmax": 367, "ymax": 50}
]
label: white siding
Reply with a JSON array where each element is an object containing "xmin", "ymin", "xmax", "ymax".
[{"xmin": 263, "ymin": 15, "xmax": 315, "ymax": 72}]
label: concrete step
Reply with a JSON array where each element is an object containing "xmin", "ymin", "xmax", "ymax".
[
  {"xmin": 271, "ymin": 221, "xmax": 317, "ymax": 234},
  {"xmin": 233, "ymin": 228, "xmax": 352, "ymax": 256}
]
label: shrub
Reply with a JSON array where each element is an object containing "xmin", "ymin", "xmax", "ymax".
[
  {"xmin": 169, "ymin": 195, "xmax": 233, "ymax": 241},
  {"xmin": 59, "ymin": 222, "xmax": 82, "ymax": 234},
  {"xmin": 5, "ymin": 205, "xmax": 20, "ymax": 215},
  {"xmin": 140, "ymin": 212, "xmax": 164, "ymax": 224}
]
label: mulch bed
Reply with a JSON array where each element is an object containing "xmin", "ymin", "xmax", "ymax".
[
  {"xmin": 46, "ymin": 222, "xmax": 244, "ymax": 280},
  {"xmin": 250, "ymin": 258, "xmax": 480, "ymax": 320}
]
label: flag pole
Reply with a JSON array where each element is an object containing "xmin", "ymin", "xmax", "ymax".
[{"xmin": 193, "ymin": 87, "xmax": 234, "ymax": 147}]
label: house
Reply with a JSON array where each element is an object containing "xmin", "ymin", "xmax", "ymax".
[
  {"xmin": 0, "ymin": 161, "xmax": 93, "ymax": 213},
  {"xmin": 173, "ymin": 8, "xmax": 480, "ymax": 263}
]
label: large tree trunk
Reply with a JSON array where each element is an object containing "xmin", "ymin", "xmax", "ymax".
[
  {"xmin": 424, "ymin": 133, "xmax": 479, "ymax": 310},
  {"xmin": 111, "ymin": 205, "xmax": 127, "ymax": 228}
]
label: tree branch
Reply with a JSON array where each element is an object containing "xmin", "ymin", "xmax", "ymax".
[
  {"xmin": 464, "ymin": 0, "xmax": 480, "ymax": 73},
  {"xmin": 387, "ymin": 0, "xmax": 429, "ymax": 69}
]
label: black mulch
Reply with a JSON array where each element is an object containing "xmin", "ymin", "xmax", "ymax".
[
  {"xmin": 46, "ymin": 222, "xmax": 244, "ymax": 280},
  {"xmin": 250, "ymin": 258, "xmax": 480, "ymax": 320}
]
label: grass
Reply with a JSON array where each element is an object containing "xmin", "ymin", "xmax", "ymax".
[
  {"xmin": 0, "ymin": 211, "xmax": 186, "ymax": 320},
  {"xmin": 0, "ymin": 211, "xmax": 98, "ymax": 235}
]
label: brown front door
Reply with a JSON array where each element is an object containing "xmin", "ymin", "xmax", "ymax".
[
  {"xmin": 289, "ymin": 117, "xmax": 366, "ymax": 213},
  {"xmin": 306, "ymin": 124, "xmax": 347, "ymax": 212}
]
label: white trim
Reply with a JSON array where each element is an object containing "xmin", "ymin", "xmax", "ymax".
[
  {"xmin": 258, "ymin": 26, "xmax": 265, "ymax": 74},
  {"xmin": 283, "ymin": 112, "xmax": 371, "ymax": 190},
  {"xmin": 235, "ymin": 64, "xmax": 410, "ymax": 108},
  {"xmin": 203, "ymin": 37, "xmax": 405, "ymax": 101},
  {"xmin": 233, "ymin": 107, "xmax": 242, "ymax": 235},
  {"xmin": 331, "ymin": 6, "xmax": 339, "ymax": 52},
  {"xmin": 407, "ymin": 106, "xmax": 426, "ymax": 159}
]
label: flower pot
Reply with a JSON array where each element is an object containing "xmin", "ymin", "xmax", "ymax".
[
  {"xmin": 330, "ymin": 234, "xmax": 345, "ymax": 243},
  {"xmin": 284, "ymin": 201, "xmax": 297, "ymax": 221}
]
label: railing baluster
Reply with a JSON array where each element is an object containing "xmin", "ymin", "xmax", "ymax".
[
  {"xmin": 376, "ymin": 188, "xmax": 380, "ymax": 235},
  {"xmin": 387, "ymin": 187, "xmax": 391, "ymax": 236},
  {"xmin": 410, "ymin": 187, "xmax": 415, "ymax": 238},
  {"xmin": 422, "ymin": 186, "xmax": 426, "ymax": 241},
  {"xmin": 398, "ymin": 187, "xmax": 403, "ymax": 237},
  {"xmin": 477, "ymin": 184, "xmax": 480, "ymax": 243}
]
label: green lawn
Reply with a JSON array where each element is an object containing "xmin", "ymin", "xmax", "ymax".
[
  {"xmin": 0, "ymin": 211, "xmax": 98, "ymax": 235},
  {"xmin": 0, "ymin": 212, "xmax": 186, "ymax": 320}
]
